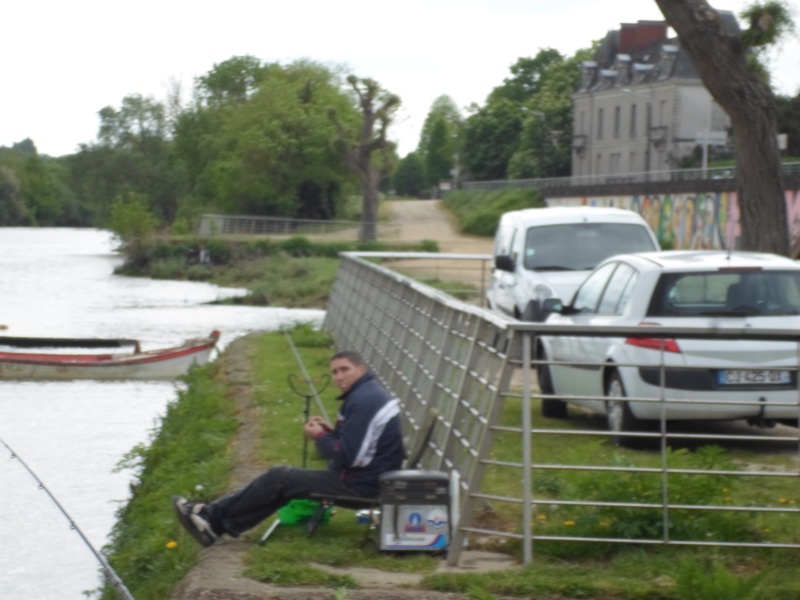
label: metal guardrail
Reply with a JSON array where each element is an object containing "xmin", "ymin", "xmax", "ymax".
[
  {"xmin": 461, "ymin": 161, "xmax": 800, "ymax": 191},
  {"xmin": 197, "ymin": 214, "xmax": 400, "ymax": 239},
  {"xmin": 324, "ymin": 252, "xmax": 800, "ymax": 566}
]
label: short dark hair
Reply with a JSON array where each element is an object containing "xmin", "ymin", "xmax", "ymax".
[{"xmin": 330, "ymin": 350, "xmax": 365, "ymax": 367}]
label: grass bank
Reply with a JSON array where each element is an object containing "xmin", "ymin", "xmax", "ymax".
[
  {"xmin": 443, "ymin": 188, "xmax": 544, "ymax": 236},
  {"xmin": 114, "ymin": 236, "xmax": 438, "ymax": 308},
  {"xmin": 102, "ymin": 326, "xmax": 800, "ymax": 600}
]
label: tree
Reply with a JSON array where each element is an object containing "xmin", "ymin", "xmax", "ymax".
[
  {"xmin": 654, "ymin": 0, "xmax": 793, "ymax": 254},
  {"xmin": 424, "ymin": 118, "xmax": 454, "ymax": 190},
  {"xmin": 393, "ymin": 152, "xmax": 425, "ymax": 197},
  {"xmin": 195, "ymin": 55, "xmax": 271, "ymax": 107},
  {"xmin": 488, "ymin": 50, "xmax": 564, "ymax": 104},
  {"xmin": 74, "ymin": 94, "xmax": 187, "ymax": 224},
  {"xmin": 330, "ymin": 76, "xmax": 400, "ymax": 241},
  {"xmin": 508, "ymin": 48, "xmax": 591, "ymax": 179},
  {"xmin": 417, "ymin": 95, "xmax": 463, "ymax": 183},
  {"xmin": 462, "ymin": 98, "xmax": 525, "ymax": 180}
]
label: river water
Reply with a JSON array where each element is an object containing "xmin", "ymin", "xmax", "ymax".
[{"xmin": 0, "ymin": 228, "xmax": 324, "ymax": 599}]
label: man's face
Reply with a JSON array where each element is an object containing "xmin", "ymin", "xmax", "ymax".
[{"xmin": 330, "ymin": 357, "xmax": 367, "ymax": 394}]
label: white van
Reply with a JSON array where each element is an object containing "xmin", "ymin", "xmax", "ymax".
[{"xmin": 487, "ymin": 206, "xmax": 659, "ymax": 320}]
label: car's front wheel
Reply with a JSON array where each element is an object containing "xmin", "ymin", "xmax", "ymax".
[
  {"xmin": 537, "ymin": 346, "xmax": 567, "ymax": 418},
  {"xmin": 521, "ymin": 299, "xmax": 547, "ymax": 322},
  {"xmin": 605, "ymin": 372, "xmax": 643, "ymax": 447}
]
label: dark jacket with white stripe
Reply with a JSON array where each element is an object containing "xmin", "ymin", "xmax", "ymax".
[{"xmin": 314, "ymin": 372, "xmax": 404, "ymax": 497}]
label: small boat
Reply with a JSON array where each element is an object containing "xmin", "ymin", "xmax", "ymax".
[{"xmin": 0, "ymin": 331, "xmax": 220, "ymax": 381}]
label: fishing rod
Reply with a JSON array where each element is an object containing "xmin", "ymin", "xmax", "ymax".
[
  {"xmin": 282, "ymin": 327, "xmax": 331, "ymax": 424},
  {"xmin": 0, "ymin": 436, "xmax": 135, "ymax": 600}
]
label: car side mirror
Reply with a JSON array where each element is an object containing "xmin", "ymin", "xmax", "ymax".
[
  {"xmin": 494, "ymin": 254, "xmax": 515, "ymax": 272},
  {"xmin": 542, "ymin": 298, "xmax": 564, "ymax": 314}
]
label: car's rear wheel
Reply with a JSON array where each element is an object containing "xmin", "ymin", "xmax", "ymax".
[
  {"xmin": 538, "ymin": 346, "xmax": 567, "ymax": 419},
  {"xmin": 605, "ymin": 372, "xmax": 642, "ymax": 447}
]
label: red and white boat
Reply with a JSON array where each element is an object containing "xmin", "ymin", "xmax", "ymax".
[{"xmin": 0, "ymin": 331, "xmax": 220, "ymax": 381}]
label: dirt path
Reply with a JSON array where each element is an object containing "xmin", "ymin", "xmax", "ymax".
[
  {"xmin": 385, "ymin": 200, "xmax": 493, "ymax": 254},
  {"xmin": 170, "ymin": 204, "xmax": 512, "ymax": 600}
]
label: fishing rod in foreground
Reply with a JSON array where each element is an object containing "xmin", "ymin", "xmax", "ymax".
[{"xmin": 0, "ymin": 436, "xmax": 135, "ymax": 600}]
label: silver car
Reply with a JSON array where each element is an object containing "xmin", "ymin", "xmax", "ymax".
[{"xmin": 538, "ymin": 251, "xmax": 800, "ymax": 444}]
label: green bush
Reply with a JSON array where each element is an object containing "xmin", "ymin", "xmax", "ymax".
[{"xmin": 531, "ymin": 446, "xmax": 753, "ymax": 557}]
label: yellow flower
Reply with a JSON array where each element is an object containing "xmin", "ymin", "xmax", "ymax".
[
  {"xmin": 537, "ymin": 514, "xmax": 548, "ymax": 521},
  {"xmin": 778, "ymin": 498, "xmax": 788, "ymax": 504},
  {"xmin": 166, "ymin": 540, "xmax": 178, "ymax": 549},
  {"xmin": 564, "ymin": 520, "xmax": 576, "ymax": 526}
]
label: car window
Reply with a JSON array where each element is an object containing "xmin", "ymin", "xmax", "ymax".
[
  {"xmin": 572, "ymin": 262, "xmax": 618, "ymax": 313},
  {"xmin": 523, "ymin": 223, "xmax": 656, "ymax": 271},
  {"xmin": 648, "ymin": 270, "xmax": 800, "ymax": 316},
  {"xmin": 597, "ymin": 263, "xmax": 638, "ymax": 315}
]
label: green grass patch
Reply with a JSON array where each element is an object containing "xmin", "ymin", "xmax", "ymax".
[
  {"xmin": 443, "ymin": 188, "xmax": 545, "ymax": 236},
  {"xmin": 100, "ymin": 364, "xmax": 240, "ymax": 599},
  {"xmin": 114, "ymin": 236, "xmax": 440, "ymax": 308}
]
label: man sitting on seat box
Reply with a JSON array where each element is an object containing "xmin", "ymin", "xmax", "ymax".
[{"xmin": 173, "ymin": 350, "xmax": 405, "ymax": 547}]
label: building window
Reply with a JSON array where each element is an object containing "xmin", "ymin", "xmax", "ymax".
[
  {"xmin": 597, "ymin": 108, "xmax": 604, "ymax": 139},
  {"xmin": 596, "ymin": 153, "xmax": 602, "ymax": 174},
  {"xmin": 630, "ymin": 104, "xmax": 637, "ymax": 137},
  {"xmin": 629, "ymin": 151, "xmax": 636, "ymax": 171},
  {"xmin": 613, "ymin": 106, "xmax": 621, "ymax": 138},
  {"xmin": 611, "ymin": 153, "xmax": 621, "ymax": 174}
]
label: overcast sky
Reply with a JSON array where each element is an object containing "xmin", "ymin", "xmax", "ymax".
[{"xmin": 4, "ymin": 1, "xmax": 798, "ymax": 158}]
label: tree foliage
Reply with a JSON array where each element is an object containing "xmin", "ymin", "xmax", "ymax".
[
  {"xmin": 393, "ymin": 151, "xmax": 425, "ymax": 197},
  {"xmin": 460, "ymin": 47, "xmax": 589, "ymax": 181},
  {"xmin": 488, "ymin": 50, "xmax": 564, "ymax": 104},
  {"xmin": 0, "ymin": 144, "xmax": 82, "ymax": 226},
  {"xmin": 461, "ymin": 98, "xmax": 525, "ymax": 181},
  {"xmin": 187, "ymin": 61, "xmax": 358, "ymax": 219},
  {"xmin": 417, "ymin": 95, "xmax": 463, "ymax": 178}
]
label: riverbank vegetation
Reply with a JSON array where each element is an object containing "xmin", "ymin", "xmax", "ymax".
[
  {"xmin": 117, "ymin": 234, "xmax": 436, "ymax": 308},
  {"xmin": 5, "ymin": 29, "xmax": 800, "ymax": 233},
  {"xmin": 102, "ymin": 326, "xmax": 800, "ymax": 600}
]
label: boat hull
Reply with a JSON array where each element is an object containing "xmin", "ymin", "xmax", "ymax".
[{"xmin": 0, "ymin": 332, "xmax": 220, "ymax": 381}]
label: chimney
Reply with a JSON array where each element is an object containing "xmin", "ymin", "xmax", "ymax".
[{"xmin": 619, "ymin": 20, "xmax": 668, "ymax": 54}]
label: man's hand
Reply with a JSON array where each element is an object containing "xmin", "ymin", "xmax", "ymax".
[{"xmin": 304, "ymin": 417, "xmax": 331, "ymax": 439}]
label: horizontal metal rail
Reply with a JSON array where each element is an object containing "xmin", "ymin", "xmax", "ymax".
[{"xmin": 460, "ymin": 161, "xmax": 800, "ymax": 191}]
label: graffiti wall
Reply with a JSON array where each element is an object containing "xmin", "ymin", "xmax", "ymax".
[{"xmin": 550, "ymin": 190, "xmax": 800, "ymax": 250}]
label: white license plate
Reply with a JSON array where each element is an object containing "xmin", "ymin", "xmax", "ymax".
[{"xmin": 717, "ymin": 369, "xmax": 791, "ymax": 385}]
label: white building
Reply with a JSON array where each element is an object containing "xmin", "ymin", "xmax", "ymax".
[{"xmin": 571, "ymin": 19, "xmax": 733, "ymax": 180}]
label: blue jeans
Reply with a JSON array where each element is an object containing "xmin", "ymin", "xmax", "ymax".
[{"xmin": 204, "ymin": 466, "xmax": 369, "ymax": 537}]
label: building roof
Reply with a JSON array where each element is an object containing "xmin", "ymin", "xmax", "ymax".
[{"xmin": 576, "ymin": 12, "xmax": 740, "ymax": 93}]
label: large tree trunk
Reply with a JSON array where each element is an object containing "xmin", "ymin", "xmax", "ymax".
[{"xmin": 655, "ymin": 0, "xmax": 788, "ymax": 254}]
